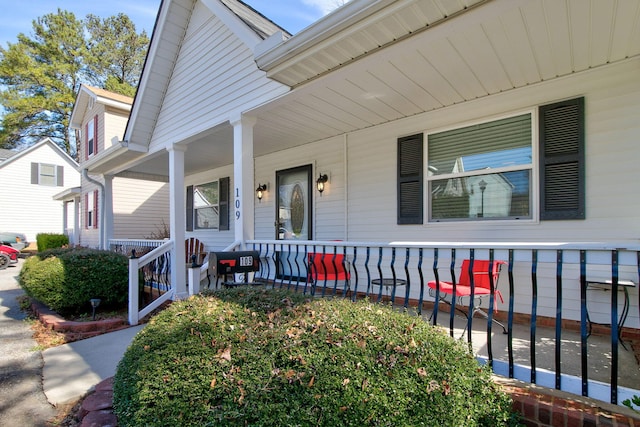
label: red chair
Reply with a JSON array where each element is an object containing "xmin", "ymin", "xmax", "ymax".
[
  {"xmin": 307, "ymin": 252, "xmax": 351, "ymax": 292},
  {"xmin": 428, "ymin": 259, "xmax": 507, "ymax": 333}
]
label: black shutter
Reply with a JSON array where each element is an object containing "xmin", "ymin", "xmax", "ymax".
[
  {"xmin": 186, "ymin": 185, "xmax": 194, "ymax": 231},
  {"xmin": 31, "ymin": 163, "xmax": 39, "ymax": 184},
  {"xmin": 539, "ymin": 97, "xmax": 585, "ymax": 220},
  {"xmin": 57, "ymin": 166, "xmax": 64, "ymax": 186},
  {"xmin": 397, "ymin": 134, "xmax": 423, "ymax": 224},
  {"xmin": 219, "ymin": 177, "xmax": 230, "ymax": 231}
]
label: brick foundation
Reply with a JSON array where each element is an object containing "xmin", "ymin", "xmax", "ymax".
[{"xmin": 495, "ymin": 377, "xmax": 640, "ymax": 426}]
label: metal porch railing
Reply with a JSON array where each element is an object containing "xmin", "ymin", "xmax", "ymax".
[{"xmin": 244, "ymin": 239, "xmax": 640, "ymax": 407}]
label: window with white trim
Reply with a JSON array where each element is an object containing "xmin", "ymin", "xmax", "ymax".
[
  {"xmin": 396, "ymin": 97, "xmax": 584, "ymax": 224},
  {"xmin": 193, "ymin": 181, "xmax": 219, "ymax": 229},
  {"xmin": 86, "ymin": 120, "xmax": 96, "ymax": 157},
  {"xmin": 427, "ymin": 113, "xmax": 533, "ymax": 221},
  {"xmin": 31, "ymin": 162, "xmax": 63, "ymax": 186}
]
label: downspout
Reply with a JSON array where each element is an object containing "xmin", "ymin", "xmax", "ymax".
[{"xmin": 82, "ymin": 169, "xmax": 105, "ymax": 249}]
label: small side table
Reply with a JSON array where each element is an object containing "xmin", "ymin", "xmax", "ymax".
[
  {"xmin": 585, "ymin": 279, "xmax": 635, "ymax": 349},
  {"xmin": 371, "ymin": 278, "xmax": 407, "ymax": 297}
]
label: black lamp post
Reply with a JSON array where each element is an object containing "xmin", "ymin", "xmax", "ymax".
[
  {"xmin": 90, "ymin": 298, "xmax": 101, "ymax": 321},
  {"xmin": 478, "ymin": 179, "xmax": 487, "ymax": 218}
]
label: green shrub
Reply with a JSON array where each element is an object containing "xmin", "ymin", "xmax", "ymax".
[
  {"xmin": 114, "ymin": 287, "xmax": 517, "ymax": 426},
  {"xmin": 36, "ymin": 233, "xmax": 69, "ymax": 251},
  {"xmin": 19, "ymin": 247, "xmax": 129, "ymax": 315}
]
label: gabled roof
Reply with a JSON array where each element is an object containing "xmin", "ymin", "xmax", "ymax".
[
  {"xmin": 123, "ymin": 0, "xmax": 289, "ymax": 150},
  {"xmin": 70, "ymin": 84, "xmax": 133, "ymax": 130},
  {"xmin": 0, "ymin": 138, "xmax": 78, "ymax": 170}
]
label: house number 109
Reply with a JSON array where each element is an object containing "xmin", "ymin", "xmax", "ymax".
[{"xmin": 235, "ymin": 188, "xmax": 241, "ymax": 219}]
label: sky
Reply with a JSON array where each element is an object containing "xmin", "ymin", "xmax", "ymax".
[{"xmin": 0, "ymin": 0, "xmax": 347, "ymax": 48}]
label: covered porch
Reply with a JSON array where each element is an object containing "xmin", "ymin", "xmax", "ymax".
[{"xmin": 112, "ymin": 237, "xmax": 640, "ymax": 407}]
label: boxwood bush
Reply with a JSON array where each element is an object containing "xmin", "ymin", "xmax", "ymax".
[
  {"xmin": 36, "ymin": 233, "xmax": 69, "ymax": 251},
  {"xmin": 114, "ymin": 287, "xmax": 518, "ymax": 426},
  {"xmin": 19, "ymin": 247, "xmax": 129, "ymax": 315}
]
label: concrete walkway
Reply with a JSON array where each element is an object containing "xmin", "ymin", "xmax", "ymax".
[
  {"xmin": 0, "ymin": 259, "xmax": 56, "ymax": 426},
  {"xmin": 42, "ymin": 324, "xmax": 143, "ymax": 406}
]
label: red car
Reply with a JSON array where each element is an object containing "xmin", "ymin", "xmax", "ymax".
[{"xmin": 0, "ymin": 244, "xmax": 19, "ymax": 270}]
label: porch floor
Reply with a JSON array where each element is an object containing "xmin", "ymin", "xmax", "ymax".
[{"xmin": 419, "ymin": 307, "xmax": 640, "ymax": 392}]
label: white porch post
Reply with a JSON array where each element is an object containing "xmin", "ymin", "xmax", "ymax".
[
  {"xmin": 61, "ymin": 201, "xmax": 68, "ymax": 238},
  {"xmin": 73, "ymin": 196, "xmax": 80, "ymax": 246},
  {"xmin": 230, "ymin": 115, "xmax": 257, "ymax": 245},
  {"xmin": 103, "ymin": 175, "xmax": 114, "ymax": 250},
  {"xmin": 168, "ymin": 144, "xmax": 187, "ymax": 298}
]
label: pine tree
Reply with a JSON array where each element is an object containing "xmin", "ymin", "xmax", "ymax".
[{"xmin": 0, "ymin": 9, "xmax": 149, "ymax": 155}]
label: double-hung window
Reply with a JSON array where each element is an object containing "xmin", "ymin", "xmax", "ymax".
[
  {"xmin": 186, "ymin": 177, "xmax": 230, "ymax": 231},
  {"xmin": 397, "ymin": 97, "xmax": 584, "ymax": 224},
  {"xmin": 86, "ymin": 116, "xmax": 97, "ymax": 159},
  {"xmin": 31, "ymin": 163, "xmax": 63, "ymax": 186},
  {"xmin": 427, "ymin": 113, "xmax": 533, "ymax": 221},
  {"xmin": 193, "ymin": 181, "xmax": 219, "ymax": 229}
]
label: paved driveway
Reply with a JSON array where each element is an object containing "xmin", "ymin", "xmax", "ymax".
[{"xmin": 0, "ymin": 259, "xmax": 56, "ymax": 426}]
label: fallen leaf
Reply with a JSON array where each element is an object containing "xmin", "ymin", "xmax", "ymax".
[
  {"xmin": 417, "ymin": 367, "xmax": 427, "ymax": 377},
  {"xmin": 210, "ymin": 377, "xmax": 217, "ymax": 388},
  {"xmin": 217, "ymin": 346, "xmax": 232, "ymax": 361},
  {"xmin": 308, "ymin": 376, "xmax": 315, "ymax": 387}
]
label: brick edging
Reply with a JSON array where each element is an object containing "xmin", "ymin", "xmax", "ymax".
[
  {"xmin": 494, "ymin": 377, "xmax": 640, "ymax": 426},
  {"xmin": 30, "ymin": 300, "xmax": 129, "ymax": 337}
]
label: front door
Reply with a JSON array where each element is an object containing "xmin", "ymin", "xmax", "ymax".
[{"xmin": 276, "ymin": 164, "xmax": 312, "ymax": 279}]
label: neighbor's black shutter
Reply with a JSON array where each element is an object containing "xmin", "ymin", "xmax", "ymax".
[
  {"xmin": 397, "ymin": 134, "xmax": 423, "ymax": 224},
  {"xmin": 31, "ymin": 163, "xmax": 39, "ymax": 184},
  {"xmin": 539, "ymin": 97, "xmax": 585, "ymax": 220},
  {"xmin": 219, "ymin": 177, "xmax": 230, "ymax": 231},
  {"xmin": 186, "ymin": 185, "xmax": 194, "ymax": 231}
]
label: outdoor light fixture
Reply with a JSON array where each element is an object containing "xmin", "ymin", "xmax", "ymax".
[
  {"xmin": 256, "ymin": 183, "xmax": 267, "ymax": 201},
  {"xmin": 316, "ymin": 174, "xmax": 328, "ymax": 194},
  {"xmin": 90, "ymin": 298, "xmax": 101, "ymax": 321}
]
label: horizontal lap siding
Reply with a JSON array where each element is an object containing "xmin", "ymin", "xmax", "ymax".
[
  {"xmin": 103, "ymin": 108, "xmax": 130, "ymax": 150},
  {"xmin": 112, "ymin": 178, "xmax": 170, "ymax": 239},
  {"xmin": 149, "ymin": 3, "xmax": 284, "ymax": 152},
  {"xmin": 0, "ymin": 144, "xmax": 80, "ymax": 242}
]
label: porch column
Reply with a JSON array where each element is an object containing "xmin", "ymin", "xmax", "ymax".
[
  {"xmin": 168, "ymin": 144, "xmax": 187, "ymax": 298},
  {"xmin": 61, "ymin": 201, "xmax": 68, "ymax": 238},
  {"xmin": 103, "ymin": 175, "xmax": 114, "ymax": 250},
  {"xmin": 73, "ymin": 196, "xmax": 80, "ymax": 245},
  {"xmin": 230, "ymin": 115, "xmax": 257, "ymax": 245}
]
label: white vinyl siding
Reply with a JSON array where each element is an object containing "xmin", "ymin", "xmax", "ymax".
[
  {"xmin": 112, "ymin": 178, "xmax": 170, "ymax": 239},
  {"xmin": 149, "ymin": 2, "xmax": 287, "ymax": 152},
  {"xmin": 0, "ymin": 141, "xmax": 80, "ymax": 242}
]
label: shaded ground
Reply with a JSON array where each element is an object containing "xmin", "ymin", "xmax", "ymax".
[{"xmin": 0, "ymin": 260, "xmax": 57, "ymax": 426}]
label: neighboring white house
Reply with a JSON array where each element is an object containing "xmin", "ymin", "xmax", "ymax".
[
  {"xmin": 66, "ymin": 84, "xmax": 170, "ymax": 249},
  {"xmin": 82, "ymin": 0, "xmax": 639, "ymax": 328},
  {"xmin": 0, "ymin": 138, "xmax": 81, "ymax": 243}
]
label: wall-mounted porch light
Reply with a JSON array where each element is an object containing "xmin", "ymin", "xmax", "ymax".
[
  {"xmin": 316, "ymin": 173, "xmax": 328, "ymax": 194},
  {"xmin": 256, "ymin": 183, "xmax": 267, "ymax": 201}
]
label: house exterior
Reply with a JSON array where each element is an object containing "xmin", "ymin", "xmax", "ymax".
[
  {"xmin": 84, "ymin": 0, "xmax": 640, "ymax": 400},
  {"xmin": 68, "ymin": 84, "xmax": 170, "ymax": 248},
  {"xmin": 0, "ymin": 138, "xmax": 81, "ymax": 243}
]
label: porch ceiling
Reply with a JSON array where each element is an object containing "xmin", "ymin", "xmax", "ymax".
[
  {"xmin": 249, "ymin": 0, "xmax": 640, "ymax": 154},
  {"xmin": 119, "ymin": 0, "xmax": 640, "ymax": 179}
]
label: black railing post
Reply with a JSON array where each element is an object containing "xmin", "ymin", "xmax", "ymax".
[
  {"xmin": 579, "ymin": 250, "xmax": 589, "ymax": 397},
  {"xmin": 431, "ymin": 248, "xmax": 440, "ymax": 325},
  {"xmin": 507, "ymin": 249, "xmax": 515, "ymax": 378},
  {"xmin": 555, "ymin": 250, "xmax": 563, "ymax": 390},
  {"xmin": 466, "ymin": 250, "xmax": 475, "ymax": 342},
  {"xmin": 610, "ymin": 249, "xmax": 619, "ymax": 405},
  {"xmin": 531, "ymin": 249, "xmax": 538, "ymax": 384}
]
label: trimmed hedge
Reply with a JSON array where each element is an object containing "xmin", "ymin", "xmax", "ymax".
[
  {"xmin": 19, "ymin": 248, "xmax": 128, "ymax": 315},
  {"xmin": 36, "ymin": 233, "xmax": 69, "ymax": 252},
  {"xmin": 114, "ymin": 287, "xmax": 518, "ymax": 426}
]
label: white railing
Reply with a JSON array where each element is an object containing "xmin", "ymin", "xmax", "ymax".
[{"xmin": 128, "ymin": 240, "xmax": 174, "ymax": 325}]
